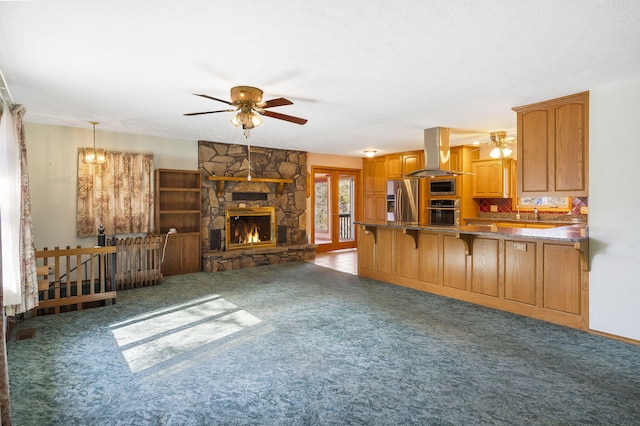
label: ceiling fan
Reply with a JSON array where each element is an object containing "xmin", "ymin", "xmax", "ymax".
[
  {"xmin": 184, "ymin": 86, "xmax": 307, "ymax": 137},
  {"xmin": 486, "ymin": 131, "xmax": 517, "ymax": 158}
]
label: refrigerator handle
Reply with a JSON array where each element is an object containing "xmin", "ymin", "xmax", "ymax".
[{"xmin": 397, "ymin": 187, "xmax": 403, "ymax": 220}]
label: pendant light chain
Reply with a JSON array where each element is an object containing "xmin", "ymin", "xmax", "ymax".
[{"xmin": 247, "ymin": 144, "xmax": 252, "ymax": 181}]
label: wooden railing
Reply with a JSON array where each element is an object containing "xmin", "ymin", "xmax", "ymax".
[
  {"xmin": 111, "ymin": 236, "xmax": 163, "ymax": 290},
  {"xmin": 33, "ymin": 236, "xmax": 163, "ymax": 316},
  {"xmin": 339, "ymin": 213, "xmax": 352, "ymax": 240},
  {"xmin": 33, "ymin": 245, "xmax": 117, "ymax": 316}
]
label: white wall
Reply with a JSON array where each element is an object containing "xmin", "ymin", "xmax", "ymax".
[
  {"xmin": 589, "ymin": 79, "xmax": 640, "ymax": 341},
  {"xmin": 26, "ymin": 123, "xmax": 198, "ymax": 250}
]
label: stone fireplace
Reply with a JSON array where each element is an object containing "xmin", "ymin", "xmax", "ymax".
[
  {"xmin": 199, "ymin": 141, "xmax": 316, "ymax": 271},
  {"xmin": 225, "ymin": 206, "xmax": 276, "ymax": 250}
]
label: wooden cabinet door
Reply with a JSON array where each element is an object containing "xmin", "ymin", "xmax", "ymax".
[
  {"xmin": 514, "ymin": 91, "xmax": 589, "ymax": 197},
  {"xmin": 162, "ymin": 234, "xmax": 201, "ymax": 276},
  {"xmin": 395, "ymin": 230, "xmax": 417, "ymax": 280},
  {"xmin": 554, "ymin": 100, "xmax": 588, "ymax": 193},
  {"xmin": 376, "ymin": 228, "xmax": 394, "ymax": 275},
  {"xmin": 363, "ymin": 158, "xmax": 377, "ymax": 193},
  {"xmin": 472, "ymin": 159, "xmax": 510, "ymax": 198},
  {"xmin": 387, "ymin": 151, "xmax": 422, "ymax": 179},
  {"xmin": 363, "ymin": 157, "xmax": 386, "ymax": 194},
  {"xmin": 161, "ymin": 234, "xmax": 182, "ymax": 276},
  {"xmin": 449, "ymin": 147, "xmax": 461, "ymax": 172},
  {"xmin": 363, "ymin": 195, "xmax": 378, "ymax": 222},
  {"xmin": 471, "ymin": 238, "xmax": 500, "ymax": 297},
  {"xmin": 504, "ymin": 240, "xmax": 537, "ymax": 305},
  {"xmin": 386, "ymin": 154, "xmax": 403, "ymax": 179},
  {"xmin": 364, "ymin": 195, "xmax": 387, "ymax": 222},
  {"xmin": 363, "ymin": 156, "xmax": 387, "ymax": 222},
  {"xmin": 357, "ymin": 226, "xmax": 376, "ymax": 272},
  {"xmin": 372, "ymin": 157, "xmax": 387, "ymax": 193},
  {"xmin": 543, "ymin": 243, "xmax": 582, "ymax": 315},
  {"xmin": 518, "ymin": 108, "xmax": 550, "ymax": 193},
  {"xmin": 181, "ymin": 234, "xmax": 201, "ymax": 273},
  {"xmin": 402, "ymin": 151, "xmax": 423, "ymax": 175},
  {"xmin": 418, "ymin": 232, "xmax": 440, "ymax": 284},
  {"xmin": 442, "ymin": 235, "xmax": 467, "ymax": 290}
]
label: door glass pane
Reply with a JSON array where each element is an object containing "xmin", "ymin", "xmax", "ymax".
[
  {"xmin": 338, "ymin": 174, "xmax": 355, "ymax": 242},
  {"xmin": 314, "ymin": 173, "xmax": 331, "ymax": 246}
]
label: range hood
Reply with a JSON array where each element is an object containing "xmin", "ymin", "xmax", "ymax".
[{"xmin": 404, "ymin": 127, "xmax": 472, "ymax": 178}]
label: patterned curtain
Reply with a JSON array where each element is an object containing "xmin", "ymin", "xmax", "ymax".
[
  {"xmin": 77, "ymin": 151, "xmax": 154, "ymax": 237},
  {"xmin": 1, "ymin": 102, "xmax": 38, "ymax": 425},
  {"xmin": 3, "ymin": 104, "xmax": 38, "ymax": 317}
]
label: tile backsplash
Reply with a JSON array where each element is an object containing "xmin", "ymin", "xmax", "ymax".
[{"xmin": 476, "ymin": 197, "xmax": 587, "ymax": 217}]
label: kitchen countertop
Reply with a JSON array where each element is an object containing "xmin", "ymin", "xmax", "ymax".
[
  {"xmin": 464, "ymin": 216, "xmax": 587, "ymax": 226},
  {"xmin": 354, "ymin": 220, "xmax": 588, "ymax": 242}
]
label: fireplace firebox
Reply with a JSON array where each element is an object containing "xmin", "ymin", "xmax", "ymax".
[{"xmin": 225, "ymin": 206, "xmax": 276, "ymax": 250}]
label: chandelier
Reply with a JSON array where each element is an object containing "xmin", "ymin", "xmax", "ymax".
[{"xmin": 83, "ymin": 121, "xmax": 106, "ymax": 164}]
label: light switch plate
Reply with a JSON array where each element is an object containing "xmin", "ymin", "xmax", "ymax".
[
  {"xmin": 490, "ymin": 205, "xmax": 498, "ymax": 212},
  {"xmin": 580, "ymin": 206, "xmax": 589, "ymax": 214}
]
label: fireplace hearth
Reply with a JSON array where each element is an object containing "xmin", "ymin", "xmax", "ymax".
[{"xmin": 225, "ymin": 206, "xmax": 276, "ymax": 250}]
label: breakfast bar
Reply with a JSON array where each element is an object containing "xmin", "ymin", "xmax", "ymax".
[{"xmin": 355, "ymin": 220, "xmax": 589, "ymax": 330}]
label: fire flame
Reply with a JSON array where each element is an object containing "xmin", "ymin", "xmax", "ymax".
[
  {"xmin": 244, "ymin": 225, "xmax": 261, "ymax": 243},
  {"xmin": 235, "ymin": 222, "xmax": 261, "ymax": 244}
]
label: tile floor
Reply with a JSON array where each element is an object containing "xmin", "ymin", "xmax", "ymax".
[{"xmin": 309, "ymin": 248, "xmax": 358, "ymax": 275}]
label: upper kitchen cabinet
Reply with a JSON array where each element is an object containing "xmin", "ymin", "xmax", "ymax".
[
  {"xmin": 472, "ymin": 158, "xmax": 514, "ymax": 198},
  {"xmin": 363, "ymin": 156, "xmax": 387, "ymax": 222},
  {"xmin": 386, "ymin": 151, "xmax": 424, "ymax": 179},
  {"xmin": 513, "ymin": 91, "xmax": 589, "ymax": 197}
]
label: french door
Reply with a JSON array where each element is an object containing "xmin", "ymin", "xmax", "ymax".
[{"xmin": 312, "ymin": 167, "xmax": 360, "ymax": 253}]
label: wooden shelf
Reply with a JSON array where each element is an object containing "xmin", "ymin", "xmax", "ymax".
[
  {"xmin": 155, "ymin": 169, "xmax": 202, "ymax": 275},
  {"xmin": 207, "ymin": 176, "xmax": 293, "ymax": 197}
]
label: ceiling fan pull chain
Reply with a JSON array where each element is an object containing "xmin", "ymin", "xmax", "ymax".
[{"xmin": 247, "ymin": 144, "xmax": 252, "ymax": 181}]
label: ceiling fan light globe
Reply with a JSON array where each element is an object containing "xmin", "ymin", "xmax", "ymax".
[
  {"xmin": 490, "ymin": 147, "xmax": 501, "ymax": 159},
  {"xmin": 250, "ymin": 113, "xmax": 263, "ymax": 128},
  {"xmin": 502, "ymin": 147, "xmax": 512, "ymax": 157}
]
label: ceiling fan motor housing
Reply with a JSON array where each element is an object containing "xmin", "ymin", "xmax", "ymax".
[
  {"xmin": 490, "ymin": 131, "xmax": 507, "ymax": 144},
  {"xmin": 231, "ymin": 86, "xmax": 263, "ymax": 104}
]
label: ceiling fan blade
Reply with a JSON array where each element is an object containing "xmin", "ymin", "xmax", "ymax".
[
  {"xmin": 261, "ymin": 110, "xmax": 308, "ymax": 125},
  {"xmin": 183, "ymin": 109, "xmax": 236, "ymax": 116},
  {"xmin": 259, "ymin": 97, "xmax": 294, "ymax": 108},
  {"xmin": 193, "ymin": 93, "xmax": 234, "ymax": 105}
]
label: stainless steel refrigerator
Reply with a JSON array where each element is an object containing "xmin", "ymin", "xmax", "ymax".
[{"xmin": 386, "ymin": 179, "xmax": 420, "ymax": 222}]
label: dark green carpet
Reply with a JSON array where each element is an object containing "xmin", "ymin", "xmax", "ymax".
[{"xmin": 7, "ymin": 262, "xmax": 640, "ymax": 425}]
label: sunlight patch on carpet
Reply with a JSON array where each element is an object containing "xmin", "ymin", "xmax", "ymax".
[{"xmin": 110, "ymin": 296, "xmax": 263, "ymax": 373}]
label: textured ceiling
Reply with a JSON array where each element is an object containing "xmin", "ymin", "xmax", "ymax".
[{"xmin": 1, "ymin": 1, "xmax": 640, "ymax": 156}]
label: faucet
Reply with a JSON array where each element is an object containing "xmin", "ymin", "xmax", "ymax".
[{"xmin": 533, "ymin": 208, "xmax": 539, "ymax": 221}]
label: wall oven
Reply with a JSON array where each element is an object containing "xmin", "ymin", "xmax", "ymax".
[
  {"xmin": 428, "ymin": 199, "xmax": 460, "ymax": 226},
  {"xmin": 429, "ymin": 178, "xmax": 457, "ymax": 196}
]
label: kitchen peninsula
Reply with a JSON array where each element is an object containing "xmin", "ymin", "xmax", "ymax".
[{"xmin": 355, "ymin": 220, "xmax": 589, "ymax": 330}]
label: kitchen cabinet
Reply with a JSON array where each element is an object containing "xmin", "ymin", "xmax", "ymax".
[
  {"xmin": 513, "ymin": 91, "xmax": 589, "ymax": 197},
  {"xmin": 362, "ymin": 156, "xmax": 387, "ymax": 222},
  {"xmin": 472, "ymin": 158, "xmax": 513, "ymax": 198},
  {"xmin": 451, "ymin": 146, "xmax": 480, "ymax": 220},
  {"xmin": 155, "ymin": 169, "xmax": 202, "ymax": 275},
  {"xmin": 356, "ymin": 223, "xmax": 589, "ymax": 331},
  {"xmin": 386, "ymin": 150, "xmax": 423, "ymax": 179}
]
